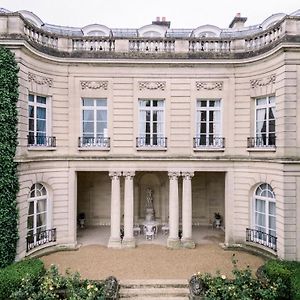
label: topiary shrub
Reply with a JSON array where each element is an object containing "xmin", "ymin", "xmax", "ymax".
[
  {"xmin": 0, "ymin": 258, "xmax": 45, "ymax": 299},
  {"xmin": 0, "ymin": 46, "xmax": 19, "ymax": 268}
]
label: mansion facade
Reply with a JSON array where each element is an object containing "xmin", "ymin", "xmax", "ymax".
[{"xmin": 1, "ymin": 8, "xmax": 300, "ymax": 261}]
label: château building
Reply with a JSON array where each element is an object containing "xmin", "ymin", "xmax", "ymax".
[{"xmin": 1, "ymin": 8, "xmax": 300, "ymax": 261}]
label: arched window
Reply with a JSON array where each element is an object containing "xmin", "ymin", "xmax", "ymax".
[
  {"xmin": 27, "ymin": 183, "xmax": 48, "ymax": 239},
  {"xmin": 254, "ymin": 183, "xmax": 276, "ymax": 238}
]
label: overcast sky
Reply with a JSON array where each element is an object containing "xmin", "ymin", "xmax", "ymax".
[{"xmin": 1, "ymin": 0, "xmax": 299, "ymax": 29}]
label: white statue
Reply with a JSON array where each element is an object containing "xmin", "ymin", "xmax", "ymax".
[{"xmin": 145, "ymin": 188, "xmax": 155, "ymax": 222}]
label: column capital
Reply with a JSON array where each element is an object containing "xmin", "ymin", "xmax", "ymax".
[
  {"xmin": 123, "ymin": 171, "xmax": 135, "ymax": 179},
  {"xmin": 168, "ymin": 171, "xmax": 180, "ymax": 180},
  {"xmin": 109, "ymin": 171, "xmax": 122, "ymax": 179},
  {"xmin": 182, "ymin": 172, "xmax": 194, "ymax": 180}
]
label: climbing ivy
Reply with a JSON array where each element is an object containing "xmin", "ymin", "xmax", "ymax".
[{"xmin": 0, "ymin": 46, "xmax": 19, "ymax": 268}]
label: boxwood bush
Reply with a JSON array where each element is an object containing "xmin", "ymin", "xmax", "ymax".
[{"xmin": 0, "ymin": 258, "xmax": 45, "ymax": 299}]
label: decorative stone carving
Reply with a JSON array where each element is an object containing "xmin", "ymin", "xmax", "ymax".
[
  {"xmin": 250, "ymin": 74, "xmax": 276, "ymax": 88},
  {"xmin": 168, "ymin": 171, "xmax": 181, "ymax": 180},
  {"xmin": 28, "ymin": 72, "xmax": 53, "ymax": 87},
  {"xmin": 139, "ymin": 81, "xmax": 166, "ymax": 91},
  {"xmin": 109, "ymin": 171, "xmax": 122, "ymax": 180},
  {"xmin": 189, "ymin": 275, "xmax": 207, "ymax": 298},
  {"xmin": 123, "ymin": 171, "xmax": 135, "ymax": 180},
  {"xmin": 103, "ymin": 276, "xmax": 119, "ymax": 299},
  {"xmin": 182, "ymin": 172, "xmax": 194, "ymax": 180},
  {"xmin": 196, "ymin": 81, "xmax": 223, "ymax": 91},
  {"xmin": 80, "ymin": 80, "xmax": 108, "ymax": 90}
]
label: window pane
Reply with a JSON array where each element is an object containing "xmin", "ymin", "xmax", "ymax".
[
  {"xmin": 96, "ymin": 122, "xmax": 106, "ymax": 133},
  {"xmin": 28, "ymin": 202, "xmax": 34, "ymax": 215},
  {"xmin": 29, "ymin": 105, "xmax": 34, "ymax": 118},
  {"xmin": 83, "ymin": 122, "xmax": 94, "ymax": 133},
  {"xmin": 153, "ymin": 111, "xmax": 157, "ymax": 122},
  {"xmin": 96, "ymin": 99, "xmax": 107, "ymax": 106},
  {"xmin": 82, "ymin": 99, "xmax": 94, "ymax": 106},
  {"xmin": 37, "ymin": 212, "xmax": 46, "ymax": 227},
  {"xmin": 200, "ymin": 111, "xmax": 206, "ymax": 122},
  {"xmin": 27, "ymin": 216, "xmax": 34, "ymax": 230},
  {"xmin": 200, "ymin": 101, "xmax": 207, "ymax": 107},
  {"xmin": 96, "ymin": 110, "xmax": 107, "ymax": 121},
  {"xmin": 269, "ymin": 216, "xmax": 276, "ymax": 231},
  {"xmin": 269, "ymin": 96, "xmax": 275, "ymax": 104},
  {"xmin": 37, "ymin": 120, "xmax": 46, "ymax": 132},
  {"xmin": 83, "ymin": 110, "xmax": 94, "ymax": 121},
  {"xmin": 269, "ymin": 202, "xmax": 276, "ymax": 215},
  {"xmin": 29, "ymin": 94, "xmax": 34, "ymax": 102},
  {"xmin": 37, "ymin": 107, "xmax": 46, "ymax": 119},
  {"xmin": 37, "ymin": 199, "xmax": 47, "ymax": 213},
  {"xmin": 256, "ymin": 98, "xmax": 267, "ymax": 106},
  {"xmin": 256, "ymin": 199, "xmax": 265, "ymax": 213},
  {"xmin": 200, "ymin": 123, "xmax": 206, "ymax": 134},
  {"xmin": 29, "ymin": 119, "xmax": 34, "ymax": 131},
  {"xmin": 37, "ymin": 96, "xmax": 46, "ymax": 104}
]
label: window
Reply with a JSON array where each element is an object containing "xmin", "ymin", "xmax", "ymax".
[
  {"xmin": 27, "ymin": 183, "xmax": 48, "ymax": 242},
  {"xmin": 137, "ymin": 99, "xmax": 166, "ymax": 148},
  {"xmin": 254, "ymin": 96, "xmax": 275, "ymax": 147},
  {"xmin": 28, "ymin": 94, "xmax": 55, "ymax": 147},
  {"xmin": 254, "ymin": 183, "xmax": 276, "ymax": 243},
  {"xmin": 195, "ymin": 99, "xmax": 223, "ymax": 148},
  {"xmin": 80, "ymin": 98, "xmax": 109, "ymax": 147}
]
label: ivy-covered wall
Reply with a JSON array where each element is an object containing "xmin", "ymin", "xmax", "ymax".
[{"xmin": 0, "ymin": 46, "xmax": 19, "ymax": 268}]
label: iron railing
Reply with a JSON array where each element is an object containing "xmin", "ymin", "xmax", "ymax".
[
  {"xmin": 247, "ymin": 136, "xmax": 276, "ymax": 148},
  {"xmin": 27, "ymin": 135, "xmax": 56, "ymax": 147},
  {"xmin": 193, "ymin": 137, "xmax": 225, "ymax": 148},
  {"xmin": 136, "ymin": 136, "xmax": 167, "ymax": 148},
  {"xmin": 26, "ymin": 228, "xmax": 56, "ymax": 252},
  {"xmin": 246, "ymin": 228, "xmax": 277, "ymax": 252},
  {"xmin": 78, "ymin": 137, "xmax": 110, "ymax": 148}
]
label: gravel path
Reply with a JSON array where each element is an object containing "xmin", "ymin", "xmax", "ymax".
[{"xmin": 41, "ymin": 244, "xmax": 265, "ymax": 280}]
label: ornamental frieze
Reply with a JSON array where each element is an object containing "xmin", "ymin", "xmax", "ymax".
[
  {"xmin": 196, "ymin": 81, "xmax": 223, "ymax": 91},
  {"xmin": 138, "ymin": 81, "xmax": 166, "ymax": 91},
  {"xmin": 250, "ymin": 74, "xmax": 276, "ymax": 88},
  {"xmin": 80, "ymin": 81, "xmax": 108, "ymax": 90},
  {"xmin": 28, "ymin": 72, "xmax": 53, "ymax": 87}
]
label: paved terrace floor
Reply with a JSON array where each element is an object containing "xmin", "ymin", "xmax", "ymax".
[{"xmin": 40, "ymin": 226, "xmax": 265, "ymax": 280}]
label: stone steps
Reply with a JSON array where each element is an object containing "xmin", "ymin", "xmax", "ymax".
[{"xmin": 119, "ymin": 280, "xmax": 189, "ymax": 299}]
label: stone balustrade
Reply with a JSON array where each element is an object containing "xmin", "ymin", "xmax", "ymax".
[{"xmin": 0, "ymin": 13, "xmax": 299, "ymax": 55}]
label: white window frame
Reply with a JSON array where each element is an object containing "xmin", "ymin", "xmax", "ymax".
[
  {"xmin": 28, "ymin": 93, "xmax": 51, "ymax": 146},
  {"xmin": 253, "ymin": 183, "xmax": 276, "ymax": 245},
  {"xmin": 138, "ymin": 99, "xmax": 165, "ymax": 147},
  {"xmin": 195, "ymin": 99, "xmax": 222, "ymax": 147},
  {"xmin": 80, "ymin": 98, "xmax": 108, "ymax": 147},
  {"xmin": 254, "ymin": 95, "xmax": 275, "ymax": 147}
]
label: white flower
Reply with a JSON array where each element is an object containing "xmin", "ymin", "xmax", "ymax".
[{"xmin": 221, "ymin": 275, "xmax": 226, "ymax": 280}]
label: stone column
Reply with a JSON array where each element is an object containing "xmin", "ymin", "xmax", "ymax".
[
  {"xmin": 123, "ymin": 171, "xmax": 136, "ymax": 248},
  {"xmin": 167, "ymin": 171, "xmax": 181, "ymax": 248},
  {"xmin": 182, "ymin": 172, "xmax": 195, "ymax": 248},
  {"xmin": 108, "ymin": 171, "xmax": 122, "ymax": 248},
  {"xmin": 225, "ymin": 170, "xmax": 234, "ymax": 246}
]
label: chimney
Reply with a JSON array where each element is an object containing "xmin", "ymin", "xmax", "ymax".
[
  {"xmin": 229, "ymin": 13, "xmax": 247, "ymax": 29},
  {"xmin": 152, "ymin": 16, "xmax": 171, "ymax": 28}
]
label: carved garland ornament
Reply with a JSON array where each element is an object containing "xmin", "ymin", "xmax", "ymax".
[
  {"xmin": 139, "ymin": 81, "xmax": 166, "ymax": 91},
  {"xmin": 80, "ymin": 81, "xmax": 108, "ymax": 90},
  {"xmin": 28, "ymin": 72, "xmax": 53, "ymax": 87},
  {"xmin": 250, "ymin": 74, "xmax": 276, "ymax": 88},
  {"xmin": 196, "ymin": 81, "xmax": 223, "ymax": 91}
]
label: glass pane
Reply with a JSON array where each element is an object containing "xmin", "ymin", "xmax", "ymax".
[
  {"xmin": 256, "ymin": 213, "xmax": 266, "ymax": 227},
  {"xmin": 269, "ymin": 216, "xmax": 276, "ymax": 231},
  {"xmin": 209, "ymin": 111, "xmax": 214, "ymax": 122},
  {"xmin": 269, "ymin": 96, "xmax": 275, "ymax": 104},
  {"xmin": 37, "ymin": 120, "xmax": 46, "ymax": 132},
  {"xmin": 200, "ymin": 111, "xmax": 206, "ymax": 122},
  {"xmin": 28, "ymin": 202, "xmax": 34, "ymax": 215},
  {"xmin": 96, "ymin": 110, "xmax": 107, "ymax": 121},
  {"xmin": 269, "ymin": 107, "xmax": 275, "ymax": 119},
  {"xmin": 37, "ymin": 212, "xmax": 46, "ymax": 227},
  {"xmin": 27, "ymin": 216, "xmax": 34, "ymax": 229},
  {"xmin": 96, "ymin": 122, "xmax": 106, "ymax": 133},
  {"xmin": 37, "ymin": 107, "xmax": 46, "ymax": 119},
  {"xmin": 200, "ymin": 123, "xmax": 206, "ymax": 134},
  {"xmin": 28, "ymin": 105, "xmax": 34, "ymax": 118},
  {"xmin": 29, "ymin": 94, "xmax": 34, "ymax": 102},
  {"xmin": 269, "ymin": 119, "xmax": 275, "ymax": 133},
  {"xmin": 153, "ymin": 111, "xmax": 157, "ymax": 122},
  {"xmin": 139, "ymin": 100, "xmax": 147, "ymax": 107},
  {"xmin": 256, "ymin": 98, "xmax": 267, "ymax": 106},
  {"xmin": 37, "ymin": 96, "xmax": 46, "ymax": 104},
  {"xmin": 29, "ymin": 119, "xmax": 34, "ymax": 131},
  {"xmin": 153, "ymin": 100, "xmax": 158, "ymax": 107},
  {"xmin": 37, "ymin": 199, "xmax": 47, "ymax": 213},
  {"xmin": 200, "ymin": 101, "xmax": 207, "ymax": 107},
  {"xmin": 157, "ymin": 100, "xmax": 164, "ymax": 107},
  {"xmin": 269, "ymin": 202, "xmax": 276, "ymax": 215},
  {"xmin": 96, "ymin": 99, "xmax": 107, "ymax": 106},
  {"xmin": 83, "ymin": 122, "xmax": 94, "ymax": 133},
  {"xmin": 83, "ymin": 110, "xmax": 94, "ymax": 121},
  {"xmin": 82, "ymin": 99, "xmax": 94, "ymax": 106},
  {"xmin": 256, "ymin": 199, "xmax": 265, "ymax": 213}
]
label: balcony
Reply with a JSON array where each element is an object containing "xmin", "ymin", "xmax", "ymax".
[
  {"xmin": 246, "ymin": 228, "xmax": 277, "ymax": 252},
  {"xmin": 136, "ymin": 136, "xmax": 167, "ymax": 150},
  {"xmin": 78, "ymin": 136, "xmax": 110, "ymax": 149},
  {"xmin": 27, "ymin": 135, "xmax": 56, "ymax": 148},
  {"xmin": 247, "ymin": 136, "xmax": 276, "ymax": 149},
  {"xmin": 193, "ymin": 137, "xmax": 225, "ymax": 150},
  {"xmin": 26, "ymin": 228, "xmax": 56, "ymax": 252}
]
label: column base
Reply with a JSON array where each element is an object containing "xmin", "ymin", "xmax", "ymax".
[
  {"xmin": 181, "ymin": 238, "xmax": 195, "ymax": 249},
  {"xmin": 108, "ymin": 237, "xmax": 122, "ymax": 248},
  {"xmin": 167, "ymin": 237, "xmax": 181, "ymax": 249},
  {"xmin": 122, "ymin": 237, "xmax": 136, "ymax": 248}
]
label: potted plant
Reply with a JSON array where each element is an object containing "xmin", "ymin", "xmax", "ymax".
[{"xmin": 214, "ymin": 212, "xmax": 222, "ymax": 228}]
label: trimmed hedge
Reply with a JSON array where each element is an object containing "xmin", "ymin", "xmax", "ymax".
[
  {"xmin": 0, "ymin": 258, "xmax": 45, "ymax": 299},
  {"xmin": 263, "ymin": 259, "xmax": 300, "ymax": 300},
  {"xmin": 0, "ymin": 46, "xmax": 19, "ymax": 268}
]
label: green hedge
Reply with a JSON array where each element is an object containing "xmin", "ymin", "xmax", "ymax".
[
  {"xmin": 263, "ymin": 259, "xmax": 300, "ymax": 300},
  {"xmin": 0, "ymin": 258, "xmax": 45, "ymax": 299},
  {"xmin": 0, "ymin": 46, "xmax": 19, "ymax": 268}
]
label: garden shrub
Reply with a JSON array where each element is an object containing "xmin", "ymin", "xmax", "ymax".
[
  {"xmin": 0, "ymin": 46, "xmax": 19, "ymax": 268},
  {"xmin": 0, "ymin": 258, "xmax": 45, "ymax": 299}
]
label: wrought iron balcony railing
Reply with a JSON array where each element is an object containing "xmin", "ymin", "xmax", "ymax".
[
  {"xmin": 247, "ymin": 136, "xmax": 276, "ymax": 148},
  {"xmin": 27, "ymin": 135, "xmax": 56, "ymax": 147},
  {"xmin": 26, "ymin": 228, "xmax": 56, "ymax": 252},
  {"xmin": 78, "ymin": 136, "xmax": 110, "ymax": 148},
  {"xmin": 246, "ymin": 228, "xmax": 277, "ymax": 252},
  {"xmin": 136, "ymin": 136, "xmax": 167, "ymax": 148},
  {"xmin": 193, "ymin": 137, "xmax": 225, "ymax": 149}
]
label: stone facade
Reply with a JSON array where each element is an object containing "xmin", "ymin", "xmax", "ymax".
[{"xmin": 1, "ymin": 8, "xmax": 300, "ymax": 260}]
